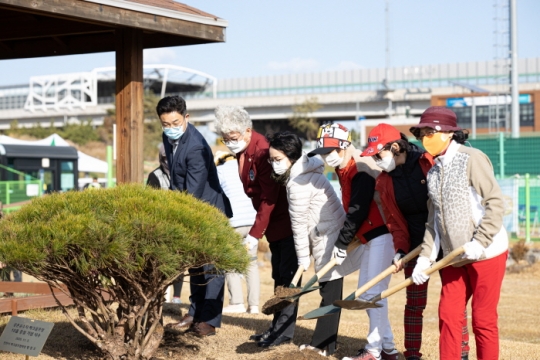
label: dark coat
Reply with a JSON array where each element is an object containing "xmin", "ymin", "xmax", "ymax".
[
  {"xmin": 238, "ymin": 130, "xmax": 292, "ymax": 242},
  {"xmin": 376, "ymin": 144, "xmax": 434, "ymax": 253},
  {"xmin": 162, "ymin": 123, "xmax": 232, "ymax": 217}
]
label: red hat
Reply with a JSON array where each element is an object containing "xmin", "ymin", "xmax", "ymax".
[
  {"xmin": 308, "ymin": 123, "xmax": 352, "ymax": 156},
  {"xmin": 409, "ymin": 106, "xmax": 461, "ymax": 134},
  {"xmin": 361, "ymin": 123, "xmax": 401, "ymax": 157}
]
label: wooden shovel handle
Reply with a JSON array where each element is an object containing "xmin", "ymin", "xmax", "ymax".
[
  {"xmin": 378, "ymin": 246, "xmax": 465, "ymax": 301},
  {"xmin": 353, "ymin": 245, "xmax": 422, "ymax": 299},
  {"xmin": 312, "ymin": 238, "xmax": 363, "ymax": 280},
  {"xmin": 290, "ymin": 264, "xmax": 304, "ymax": 287}
]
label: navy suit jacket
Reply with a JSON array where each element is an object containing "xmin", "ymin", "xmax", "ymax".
[{"xmin": 163, "ymin": 123, "xmax": 232, "ymax": 217}]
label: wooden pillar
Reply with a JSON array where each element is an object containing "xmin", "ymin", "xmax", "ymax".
[{"xmin": 115, "ymin": 28, "xmax": 144, "ymax": 184}]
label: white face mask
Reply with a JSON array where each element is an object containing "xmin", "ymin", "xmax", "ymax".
[
  {"xmin": 323, "ymin": 151, "xmax": 342, "ymax": 168},
  {"xmin": 271, "ymin": 159, "xmax": 291, "ymax": 175},
  {"xmin": 375, "ymin": 155, "xmax": 396, "ymax": 172},
  {"xmin": 226, "ymin": 140, "xmax": 247, "ymax": 154}
]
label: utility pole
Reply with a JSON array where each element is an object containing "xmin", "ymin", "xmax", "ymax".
[{"xmin": 510, "ymin": 0, "xmax": 520, "ymax": 138}]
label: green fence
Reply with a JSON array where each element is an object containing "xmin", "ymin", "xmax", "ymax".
[
  {"xmin": 0, "ymin": 165, "xmax": 43, "ymax": 214},
  {"xmin": 0, "ymin": 180, "xmax": 43, "ymax": 213}
]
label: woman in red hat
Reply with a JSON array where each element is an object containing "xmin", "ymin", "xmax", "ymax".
[
  {"xmin": 409, "ymin": 106, "xmax": 508, "ymax": 360},
  {"xmin": 362, "ymin": 122, "xmax": 469, "ymax": 360}
]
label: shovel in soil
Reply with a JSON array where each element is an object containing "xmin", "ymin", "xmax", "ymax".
[
  {"xmin": 261, "ymin": 264, "xmax": 308, "ymax": 315},
  {"xmin": 262, "ymin": 238, "xmax": 362, "ymax": 315},
  {"xmin": 278, "ymin": 239, "xmax": 363, "ymax": 301},
  {"xmin": 334, "ymin": 246, "xmax": 466, "ymax": 311},
  {"xmin": 298, "ymin": 245, "xmax": 422, "ymax": 320}
]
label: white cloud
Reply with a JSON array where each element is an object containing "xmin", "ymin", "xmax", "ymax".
[
  {"xmin": 329, "ymin": 60, "xmax": 365, "ymax": 71},
  {"xmin": 143, "ymin": 48, "xmax": 177, "ymax": 64},
  {"xmin": 267, "ymin": 58, "xmax": 320, "ymax": 72}
]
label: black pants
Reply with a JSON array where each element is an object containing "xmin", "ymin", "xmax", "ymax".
[
  {"xmin": 311, "ymin": 277, "xmax": 343, "ymax": 355},
  {"xmin": 187, "ymin": 264, "xmax": 224, "ymax": 328},
  {"xmin": 268, "ymin": 235, "xmax": 299, "ymax": 339}
]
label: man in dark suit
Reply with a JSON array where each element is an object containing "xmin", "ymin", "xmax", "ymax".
[
  {"xmin": 214, "ymin": 105, "xmax": 297, "ymax": 348},
  {"xmin": 159, "ymin": 96, "xmax": 232, "ymax": 337}
]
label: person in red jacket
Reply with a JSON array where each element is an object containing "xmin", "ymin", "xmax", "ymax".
[
  {"xmin": 214, "ymin": 105, "xmax": 297, "ymax": 348},
  {"xmin": 363, "ymin": 123, "xmax": 469, "ymax": 360},
  {"xmin": 309, "ymin": 123, "xmax": 398, "ymax": 360}
]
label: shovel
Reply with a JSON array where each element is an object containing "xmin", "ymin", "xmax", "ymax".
[
  {"xmin": 261, "ymin": 264, "xmax": 307, "ymax": 315},
  {"xmin": 278, "ymin": 238, "xmax": 363, "ymax": 301},
  {"xmin": 334, "ymin": 246, "xmax": 465, "ymax": 311},
  {"xmin": 298, "ymin": 245, "xmax": 422, "ymax": 320},
  {"xmin": 262, "ymin": 238, "xmax": 362, "ymax": 315}
]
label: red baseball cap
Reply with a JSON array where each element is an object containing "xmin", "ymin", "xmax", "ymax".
[{"xmin": 361, "ymin": 123, "xmax": 401, "ymax": 157}]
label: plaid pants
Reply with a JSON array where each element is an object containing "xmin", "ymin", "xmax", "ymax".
[{"xmin": 404, "ymin": 257, "xmax": 470, "ymax": 359}]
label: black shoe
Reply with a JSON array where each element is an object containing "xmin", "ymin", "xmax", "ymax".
[
  {"xmin": 462, "ymin": 356, "xmax": 469, "ymax": 360},
  {"xmin": 249, "ymin": 329, "xmax": 272, "ymax": 342},
  {"xmin": 257, "ymin": 335, "xmax": 291, "ymax": 348}
]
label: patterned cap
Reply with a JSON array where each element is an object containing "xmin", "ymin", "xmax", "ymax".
[{"xmin": 308, "ymin": 123, "xmax": 352, "ymax": 156}]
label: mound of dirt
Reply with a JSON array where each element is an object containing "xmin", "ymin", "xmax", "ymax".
[
  {"xmin": 261, "ymin": 286, "xmax": 301, "ymax": 315},
  {"xmin": 506, "ymin": 260, "xmax": 540, "ymax": 278}
]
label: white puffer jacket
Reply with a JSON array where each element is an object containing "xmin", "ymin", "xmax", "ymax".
[{"xmin": 287, "ymin": 154, "xmax": 363, "ymax": 282}]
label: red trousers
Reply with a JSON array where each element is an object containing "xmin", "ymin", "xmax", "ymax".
[
  {"xmin": 438, "ymin": 251, "xmax": 508, "ymax": 360},
  {"xmin": 404, "ymin": 257, "xmax": 469, "ymax": 358}
]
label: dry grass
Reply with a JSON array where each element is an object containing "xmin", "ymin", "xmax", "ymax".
[{"xmin": 0, "ymin": 255, "xmax": 539, "ymax": 359}]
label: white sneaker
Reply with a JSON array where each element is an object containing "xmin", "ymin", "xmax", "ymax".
[
  {"xmin": 247, "ymin": 306, "xmax": 259, "ymax": 314},
  {"xmin": 222, "ymin": 304, "xmax": 246, "ymax": 313},
  {"xmin": 172, "ymin": 297, "xmax": 182, "ymax": 304},
  {"xmin": 299, "ymin": 344, "xmax": 328, "ymax": 357}
]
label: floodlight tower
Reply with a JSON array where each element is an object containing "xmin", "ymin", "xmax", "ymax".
[{"xmin": 510, "ymin": 0, "xmax": 520, "ymax": 138}]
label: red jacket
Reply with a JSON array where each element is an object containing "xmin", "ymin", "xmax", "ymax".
[
  {"xmin": 238, "ymin": 131, "xmax": 292, "ymax": 242},
  {"xmin": 336, "ymin": 157, "xmax": 387, "ymax": 246},
  {"xmin": 375, "ymin": 152, "xmax": 434, "ymax": 253}
]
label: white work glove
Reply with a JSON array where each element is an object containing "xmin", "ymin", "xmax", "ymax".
[
  {"xmin": 411, "ymin": 256, "xmax": 431, "ymax": 285},
  {"xmin": 462, "ymin": 240, "xmax": 485, "ymax": 261},
  {"xmin": 242, "ymin": 234, "xmax": 259, "ymax": 251},
  {"xmin": 297, "ymin": 256, "xmax": 311, "ymax": 271},
  {"xmin": 332, "ymin": 246, "xmax": 347, "ymax": 266},
  {"xmin": 393, "ymin": 252, "xmax": 404, "ymax": 264}
]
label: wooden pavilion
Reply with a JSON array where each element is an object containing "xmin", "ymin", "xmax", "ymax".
[{"xmin": 0, "ymin": 0, "xmax": 227, "ymax": 183}]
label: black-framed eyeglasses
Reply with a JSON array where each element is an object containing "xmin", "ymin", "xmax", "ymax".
[
  {"xmin": 372, "ymin": 147, "xmax": 391, "ymax": 161},
  {"xmin": 416, "ymin": 129, "xmax": 440, "ymax": 141}
]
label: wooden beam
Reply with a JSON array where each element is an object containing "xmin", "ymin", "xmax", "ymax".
[
  {"xmin": 0, "ymin": 15, "xmax": 114, "ymax": 41},
  {"xmin": 0, "ymin": 281, "xmax": 67, "ymax": 294},
  {"xmin": 115, "ymin": 28, "xmax": 144, "ymax": 184},
  {"xmin": 0, "ymin": 0, "xmax": 225, "ymax": 43}
]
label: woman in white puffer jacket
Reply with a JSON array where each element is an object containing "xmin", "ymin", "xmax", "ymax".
[{"xmin": 268, "ymin": 131, "xmax": 363, "ymax": 357}]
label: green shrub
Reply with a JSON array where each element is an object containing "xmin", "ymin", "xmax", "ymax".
[{"xmin": 0, "ymin": 184, "xmax": 248, "ymax": 359}]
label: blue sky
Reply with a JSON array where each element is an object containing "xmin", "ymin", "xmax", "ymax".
[{"xmin": 0, "ymin": 0, "xmax": 539, "ymax": 85}]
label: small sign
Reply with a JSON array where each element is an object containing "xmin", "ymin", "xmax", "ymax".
[
  {"xmin": 26, "ymin": 184, "xmax": 39, "ymax": 197},
  {"xmin": 0, "ymin": 316, "xmax": 54, "ymax": 357}
]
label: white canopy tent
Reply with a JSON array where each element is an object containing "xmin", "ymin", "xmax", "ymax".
[{"xmin": 0, "ymin": 133, "xmax": 108, "ymax": 173}]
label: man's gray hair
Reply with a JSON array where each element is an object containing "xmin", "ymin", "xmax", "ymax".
[{"xmin": 214, "ymin": 105, "xmax": 252, "ymax": 134}]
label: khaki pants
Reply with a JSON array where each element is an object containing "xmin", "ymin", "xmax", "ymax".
[{"xmin": 225, "ymin": 226, "xmax": 260, "ymax": 307}]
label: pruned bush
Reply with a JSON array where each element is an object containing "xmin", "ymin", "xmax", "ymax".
[{"xmin": 0, "ymin": 184, "xmax": 248, "ymax": 360}]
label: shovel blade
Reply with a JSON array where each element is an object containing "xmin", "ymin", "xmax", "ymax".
[
  {"xmin": 333, "ymin": 299, "xmax": 383, "ymax": 310},
  {"xmin": 298, "ymin": 304, "xmax": 342, "ymax": 320}
]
